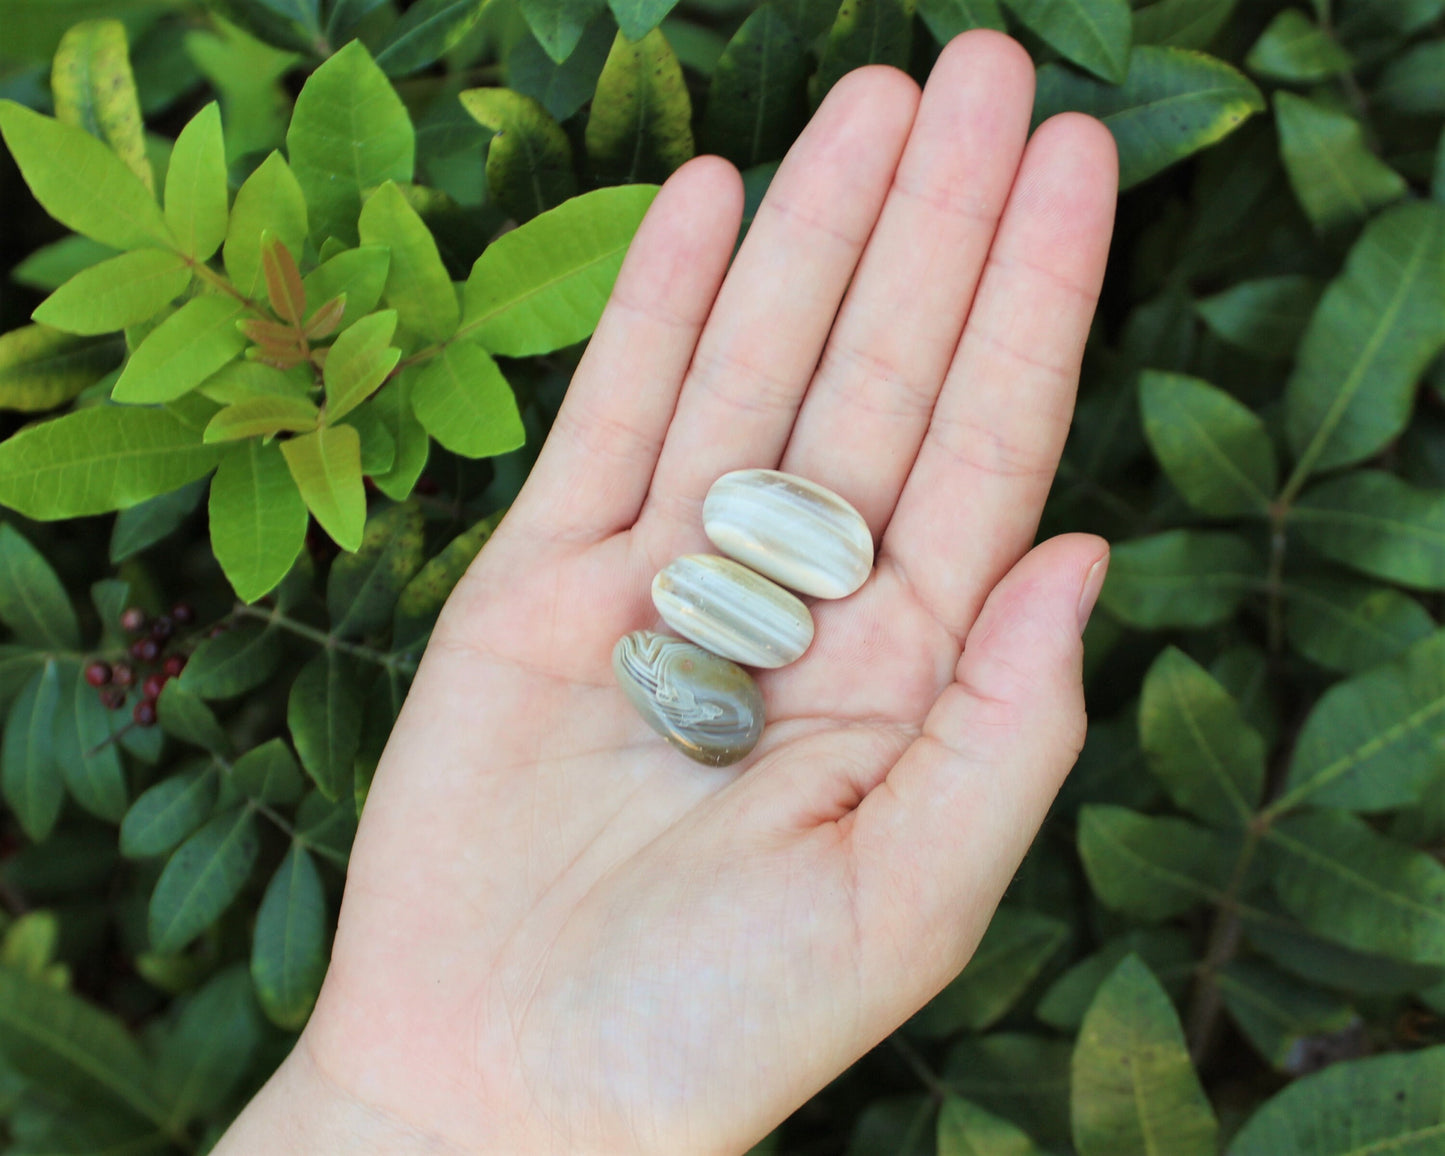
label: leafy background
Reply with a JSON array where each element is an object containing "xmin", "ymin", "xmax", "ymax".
[{"xmin": 1, "ymin": 0, "xmax": 1444, "ymax": 1152}]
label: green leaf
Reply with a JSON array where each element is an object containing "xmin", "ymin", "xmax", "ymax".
[
  {"xmin": 204, "ymin": 395, "xmax": 321, "ymax": 442},
  {"xmin": 31, "ymin": 248, "xmax": 190, "ymax": 336},
  {"xmin": 180, "ymin": 624, "xmax": 286, "ymax": 700},
  {"xmin": 1139, "ymin": 646, "xmax": 1266, "ymax": 826},
  {"xmin": 364, "ymin": 375, "xmax": 430, "ymax": 500},
  {"xmin": 199, "ymin": 362, "xmax": 311, "ymax": 406},
  {"xmin": 297, "ymin": 787, "xmax": 359, "ymax": 856},
  {"xmin": 1002, "ymin": 0, "xmax": 1132, "ymax": 83},
  {"xmin": 937, "ymin": 1098, "xmax": 1046, "ymax": 1156},
  {"xmin": 54, "ymin": 662, "xmax": 128, "ymax": 822},
  {"xmin": 586, "ymin": 29, "xmax": 694, "ymax": 183},
  {"xmin": 0, "ymin": 324, "xmax": 122, "ymax": 413},
  {"xmin": 393, "ymin": 511, "xmax": 499, "ymax": 649},
  {"xmin": 0, "ymin": 100, "xmax": 171, "ymax": 250},
  {"xmin": 111, "ymin": 294, "xmax": 248, "ymax": 404},
  {"xmin": 1132, "ymin": 0, "xmax": 1240, "ymax": 49},
  {"xmin": 120, "ymin": 768, "xmax": 219, "ymax": 859},
  {"xmin": 288, "ymin": 650, "xmax": 364, "ymax": 801},
  {"xmin": 1217, "ymin": 960, "xmax": 1357, "ymax": 1073},
  {"xmin": 286, "ymin": 40, "xmax": 415, "ymax": 246},
  {"xmin": 1275, "ymin": 92, "xmax": 1406, "ymax": 233},
  {"xmin": 1242, "ymin": 905, "xmax": 1445, "ymax": 996},
  {"xmin": 911, "ymin": 906, "xmax": 1068, "ymax": 1037},
  {"xmin": 321, "ymin": 311, "xmax": 401, "ymax": 424},
  {"xmin": 1195, "ymin": 274, "xmax": 1322, "ymax": 360},
  {"xmin": 251, "ymin": 844, "xmax": 328, "ymax": 1029},
  {"xmin": 1037, "ymin": 930, "xmax": 1197, "ymax": 1030},
  {"xmin": 156, "ymin": 680, "xmax": 232, "ymax": 755},
  {"xmin": 1275, "ymin": 631, "xmax": 1445, "ymax": 813},
  {"xmin": 0, "ymin": 405, "xmax": 222, "ymax": 520},
  {"xmin": 704, "ymin": 7, "xmax": 808, "ymax": 169},
  {"xmin": 409, "ymin": 342, "xmax": 524, "ymax": 459},
  {"xmin": 813, "ymin": 0, "xmax": 913, "ymax": 104},
  {"xmin": 461, "ymin": 184, "xmax": 657, "ymax": 356},
  {"xmin": 154, "ymin": 966, "xmax": 261, "ymax": 1127},
  {"xmin": 1071, "ymin": 956, "xmax": 1217, "ymax": 1156},
  {"xmin": 1228, "ymin": 1046, "xmax": 1445, "ymax": 1155},
  {"xmin": 328, "ymin": 501, "xmax": 426, "ymax": 639},
  {"xmin": 459, "ymin": 88, "xmax": 577, "ymax": 224},
  {"xmin": 1245, "ymin": 8, "xmax": 1352, "ymax": 81},
  {"xmin": 13, "ymin": 235, "xmax": 118, "ymax": 292},
  {"xmin": 281, "ymin": 425, "xmax": 366, "ymax": 551},
  {"xmin": 163, "ymin": 102, "xmax": 228, "ymax": 261},
  {"xmin": 222, "ymin": 151, "xmax": 307, "ymax": 298},
  {"xmin": 2, "ymin": 663, "xmax": 64, "ymax": 843},
  {"xmin": 230, "ymin": 739, "xmax": 304, "ymax": 807},
  {"xmin": 51, "ymin": 20, "xmax": 152, "ymax": 193},
  {"xmin": 942, "ymin": 1035, "xmax": 1073, "ymax": 1152},
  {"xmin": 301, "ymin": 246, "xmax": 391, "ymax": 329},
  {"xmin": 1268, "ymin": 809, "xmax": 1445, "ymax": 965},
  {"xmin": 185, "ymin": 21, "xmax": 297, "ymax": 163},
  {"xmin": 1284, "ymin": 202, "xmax": 1445, "ymax": 481},
  {"xmin": 1375, "ymin": 39, "xmax": 1445, "ymax": 114},
  {"xmin": 149, "ymin": 806, "xmax": 259, "ymax": 955},
  {"xmin": 375, "ymin": 0, "xmax": 488, "ymax": 77},
  {"xmin": 1139, "ymin": 370, "xmax": 1276, "ymax": 517},
  {"xmin": 1078, "ymin": 804, "xmax": 1232, "ymax": 920},
  {"xmin": 847, "ymin": 1095, "xmax": 935, "ymax": 1156},
  {"xmin": 608, "ymin": 0, "xmax": 680, "ymax": 40},
  {"xmin": 917, "ymin": 0, "xmax": 1006, "ymax": 39},
  {"xmin": 1292, "ymin": 471, "xmax": 1445, "ymax": 590},
  {"xmin": 1283, "ymin": 575, "xmax": 1435, "ymax": 675},
  {"xmin": 209, "ymin": 440, "xmax": 308, "ymax": 604},
  {"xmin": 519, "ymin": 0, "xmax": 609, "ymax": 62},
  {"xmin": 1098, "ymin": 530, "xmax": 1261, "ymax": 629},
  {"xmin": 0, "ymin": 524, "xmax": 79, "ymax": 649},
  {"xmin": 508, "ymin": 17, "xmax": 614, "ymax": 121},
  {"xmin": 357, "ymin": 184, "xmax": 458, "ymax": 343},
  {"xmin": 1032, "ymin": 47, "xmax": 1264, "ymax": 190}
]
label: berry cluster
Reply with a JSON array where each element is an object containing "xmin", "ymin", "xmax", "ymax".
[{"xmin": 84, "ymin": 603, "xmax": 197, "ymax": 727}]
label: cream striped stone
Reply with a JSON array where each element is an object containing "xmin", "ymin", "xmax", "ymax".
[{"xmin": 652, "ymin": 554, "xmax": 813, "ymax": 669}]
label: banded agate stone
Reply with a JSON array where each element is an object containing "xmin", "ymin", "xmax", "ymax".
[
  {"xmin": 611, "ymin": 630, "xmax": 764, "ymax": 766},
  {"xmin": 652, "ymin": 554, "xmax": 814, "ymax": 669},
  {"xmin": 703, "ymin": 469, "xmax": 873, "ymax": 599}
]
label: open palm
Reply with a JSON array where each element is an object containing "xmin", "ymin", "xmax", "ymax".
[{"xmin": 219, "ymin": 31, "xmax": 1117, "ymax": 1156}]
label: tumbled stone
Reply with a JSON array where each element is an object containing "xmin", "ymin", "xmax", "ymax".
[{"xmin": 652, "ymin": 554, "xmax": 814, "ymax": 669}]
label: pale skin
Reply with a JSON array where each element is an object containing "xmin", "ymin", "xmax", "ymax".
[{"xmin": 215, "ymin": 30, "xmax": 1118, "ymax": 1155}]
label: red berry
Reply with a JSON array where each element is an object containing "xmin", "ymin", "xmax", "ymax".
[
  {"xmin": 120, "ymin": 607, "xmax": 147, "ymax": 634},
  {"xmin": 133, "ymin": 700, "xmax": 157, "ymax": 727},
  {"xmin": 84, "ymin": 661, "xmax": 112, "ymax": 687},
  {"xmin": 130, "ymin": 638, "xmax": 160, "ymax": 663},
  {"xmin": 142, "ymin": 673, "xmax": 168, "ymax": 700},
  {"xmin": 150, "ymin": 614, "xmax": 173, "ymax": 641},
  {"xmin": 163, "ymin": 654, "xmax": 187, "ymax": 677},
  {"xmin": 112, "ymin": 662, "xmax": 135, "ymax": 688},
  {"xmin": 170, "ymin": 602, "xmax": 194, "ymax": 625},
  {"xmin": 100, "ymin": 688, "xmax": 126, "ymax": 710}
]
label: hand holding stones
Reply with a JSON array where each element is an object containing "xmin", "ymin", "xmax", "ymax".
[{"xmin": 613, "ymin": 470, "xmax": 874, "ymax": 766}]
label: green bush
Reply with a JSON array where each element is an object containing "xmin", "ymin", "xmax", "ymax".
[{"xmin": 0, "ymin": 0, "xmax": 1442, "ymax": 1151}]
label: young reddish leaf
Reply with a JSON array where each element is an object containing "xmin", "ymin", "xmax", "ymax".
[
  {"xmin": 262, "ymin": 238, "xmax": 307, "ymax": 327},
  {"xmin": 239, "ymin": 317, "xmax": 302, "ymax": 349},
  {"xmin": 303, "ymin": 294, "xmax": 347, "ymax": 341}
]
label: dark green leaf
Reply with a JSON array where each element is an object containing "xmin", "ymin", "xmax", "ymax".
[
  {"xmin": 1292, "ymin": 471, "xmax": 1445, "ymax": 591},
  {"xmin": 120, "ymin": 768, "xmax": 218, "ymax": 859},
  {"xmin": 812, "ymin": 0, "xmax": 913, "ymax": 103},
  {"xmin": 1242, "ymin": 906, "xmax": 1445, "ymax": 996},
  {"xmin": 1002, "ymin": 0, "xmax": 1132, "ymax": 83},
  {"xmin": 13, "ymin": 235, "xmax": 117, "ymax": 293},
  {"xmin": 1217, "ymin": 960, "xmax": 1357, "ymax": 1074},
  {"xmin": 1275, "ymin": 92, "xmax": 1406, "ymax": 232},
  {"xmin": 156, "ymin": 680, "xmax": 232, "ymax": 755},
  {"xmin": 1078, "ymin": 804, "xmax": 1232, "ymax": 920},
  {"xmin": 1375, "ymin": 39, "xmax": 1445, "ymax": 114},
  {"xmin": 0, "ymin": 523, "xmax": 79, "ymax": 648},
  {"xmin": 1284, "ymin": 575, "xmax": 1435, "ymax": 674},
  {"xmin": 518, "ymin": 0, "xmax": 609, "ymax": 63},
  {"xmin": 110, "ymin": 476, "xmax": 207, "ymax": 563},
  {"xmin": 586, "ymin": 29, "xmax": 695, "ymax": 183},
  {"xmin": 942, "ymin": 1034, "xmax": 1073, "ymax": 1151},
  {"xmin": 54, "ymin": 661, "xmax": 127, "ymax": 822},
  {"xmin": 296, "ymin": 787, "xmax": 359, "ymax": 857},
  {"xmin": 1037, "ymin": 929, "xmax": 1196, "ymax": 1030},
  {"xmin": 2, "ymin": 663, "xmax": 64, "ymax": 843},
  {"xmin": 1132, "ymin": 0, "xmax": 1239, "ymax": 49},
  {"xmin": 393, "ymin": 511, "xmax": 499, "ymax": 649},
  {"xmin": 705, "ymin": 7, "xmax": 808, "ymax": 169},
  {"xmin": 327, "ymin": 501, "xmax": 425, "ymax": 639},
  {"xmin": 937, "ymin": 1097, "xmax": 1046, "ymax": 1156},
  {"xmin": 154, "ymin": 966, "xmax": 261, "ymax": 1126},
  {"xmin": 1098, "ymin": 530, "xmax": 1261, "ymax": 629},
  {"xmin": 148, "ymin": 806, "xmax": 259, "ymax": 954},
  {"xmin": 180, "ymin": 623, "xmax": 285, "ymax": 700},
  {"xmin": 846, "ymin": 1094, "xmax": 935, "ymax": 1156},
  {"xmin": 288, "ymin": 650, "xmax": 364, "ymax": 801},
  {"xmin": 460, "ymin": 87, "xmax": 577, "ymax": 224},
  {"xmin": 1195, "ymin": 275, "xmax": 1322, "ymax": 360},
  {"xmin": 252, "ymin": 844, "xmax": 328, "ymax": 1029},
  {"xmin": 375, "ymin": 0, "xmax": 488, "ymax": 77},
  {"xmin": 917, "ymin": 0, "xmax": 1006, "ymax": 39},
  {"xmin": 0, "ymin": 324, "xmax": 122, "ymax": 413},
  {"xmin": 508, "ymin": 17, "xmax": 614, "ymax": 120},
  {"xmin": 229, "ymin": 738, "xmax": 304, "ymax": 807},
  {"xmin": 1246, "ymin": 8, "xmax": 1352, "ymax": 81}
]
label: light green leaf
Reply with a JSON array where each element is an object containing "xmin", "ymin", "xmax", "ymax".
[
  {"xmin": 519, "ymin": 0, "xmax": 609, "ymax": 62},
  {"xmin": 586, "ymin": 29, "xmax": 694, "ymax": 183},
  {"xmin": 286, "ymin": 40, "xmax": 415, "ymax": 246},
  {"xmin": 210, "ymin": 439, "xmax": 308, "ymax": 604},
  {"xmin": 1275, "ymin": 92, "xmax": 1406, "ymax": 232},
  {"xmin": 0, "ymin": 523, "xmax": 80, "ymax": 648},
  {"xmin": 364, "ymin": 376, "xmax": 430, "ymax": 501},
  {"xmin": 1217, "ymin": 960, "xmax": 1357, "ymax": 1073},
  {"xmin": 375, "ymin": 0, "xmax": 488, "ymax": 77},
  {"xmin": 1098, "ymin": 530, "xmax": 1261, "ymax": 629},
  {"xmin": 393, "ymin": 511, "xmax": 499, "ymax": 649},
  {"xmin": 51, "ymin": 19, "xmax": 152, "ymax": 192},
  {"xmin": 1284, "ymin": 202, "xmax": 1445, "ymax": 482},
  {"xmin": 1071, "ymin": 956, "xmax": 1217, "ymax": 1156},
  {"xmin": 252, "ymin": 845, "xmax": 328, "ymax": 1029},
  {"xmin": 1283, "ymin": 575, "xmax": 1435, "ymax": 675},
  {"xmin": 328, "ymin": 501, "xmax": 425, "ymax": 640},
  {"xmin": 156, "ymin": 680, "xmax": 232, "ymax": 755},
  {"xmin": 813, "ymin": 0, "xmax": 914, "ymax": 103},
  {"xmin": 1033, "ymin": 47, "xmax": 1264, "ymax": 190},
  {"xmin": 461, "ymin": 183, "xmax": 657, "ymax": 356},
  {"xmin": 222, "ymin": 151, "xmax": 307, "ymax": 298},
  {"xmin": 1376, "ymin": 40, "xmax": 1445, "ymax": 114},
  {"xmin": 938, "ymin": 1098, "xmax": 1046, "ymax": 1156},
  {"xmin": 149, "ymin": 807, "xmax": 260, "ymax": 955},
  {"xmin": 1292, "ymin": 471, "xmax": 1445, "ymax": 590},
  {"xmin": 1195, "ymin": 275, "xmax": 1322, "ymax": 360},
  {"xmin": 704, "ymin": 7, "xmax": 808, "ymax": 170},
  {"xmin": 348, "ymin": 390, "xmax": 397, "ymax": 475},
  {"xmin": 111, "ymin": 294, "xmax": 248, "ymax": 404},
  {"xmin": 280, "ymin": 425, "xmax": 366, "ymax": 551},
  {"xmin": 1268, "ymin": 809, "xmax": 1445, "ymax": 965},
  {"xmin": 1246, "ymin": 8, "xmax": 1352, "ymax": 81},
  {"xmin": 1002, "ymin": 0, "xmax": 1131, "ymax": 83},
  {"xmin": 1139, "ymin": 370, "xmax": 1276, "ymax": 517},
  {"xmin": 358, "ymin": 183, "xmax": 458, "ymax": 342},
  {"xmin": 230, "ymin": 739, "xmax": 304, "ymax": 807},
  {"xmin": 120, "ymin": 768, "xmax": 219, "ymax": 859},
  {"xmin": 0, "ymin": 323, "xmax": 122, "ymax": 412},
  {"xmin": 323, "ymin": 311, "xmax": 401, "ymax": 424},
  {"xmin": 1139, "ymin": 646, "xmax": 1265, "ymax": 826},
  {"xmin": 1132, "ymin": 0, "xmax": 1240, "ymax": 49},
  {"xmin": 1079, "ymin": 804, "xmax": 1232, "ymax": 920},
  {"xmin": 13, "ymin": 234, "xmax": 118, "ymax": 292},
  {"xmin": 459, "ymin": 87, "xmax": 576, "ymax": 224},
  {"xmin": 408, "ymin": 342, "xmax": 524, "ymax": 459},
  {"xmin": 2, "ymin": 663, "xmax": 64, "ymax": 843},
  {"xmin": 301, "ymin": 245, "xmax": 390, "ymax": 328},
  {"xmin": 204, "ymin": 395, "xmax": 320, "ymax": 443},
  {"xmin": 917, "ymin": 0, "xmax": 1006, "ymax": 39},
  {"xmin": 0, "ymin": 100, "xmax": 171, "ymax": 250},
  {"xmin": 911, "ymin": 906, "xmax": 1068, "ymax": 1037},
  {"xmin": 1275, "ymin": 631, "xmax": 1445, "ymax": 813},
  {"xmin": 163, "ymin": 102, "xmax": 228, "ymax": 261},
  {"xmin": 1227, "ymin": 1046, "xmax": 1445, "ymax": 1155},
  {"xmin": 288, "ymin": 649, "xmax": 365, "ymax": 801},
  {"xmin": 54, "ymin": 661, "xmax": 128, "ymax": 822},
  {"xmin": 31, "ymin": 248, "xmax": 190, "ymax": 336},
  {"xmin": 1037, "ymin": 930, "xmax": 1197, "ymax": 1030},
  {"xmin": 199, "ymin": 360, "xmax": 311, "ymax": 406},
  {"xmin": 154, "ymin": 966, "xmax": 261, "ymax": 1127}
]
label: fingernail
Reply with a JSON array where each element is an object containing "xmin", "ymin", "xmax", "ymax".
[{"xmin": 1077, "ymin": 553, "xmax": 1109, "ymax": 635}]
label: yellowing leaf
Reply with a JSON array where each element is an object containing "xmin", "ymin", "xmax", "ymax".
[{"xmin": 52, "ymin": 19, "xmax": 153, "ymax": 192}]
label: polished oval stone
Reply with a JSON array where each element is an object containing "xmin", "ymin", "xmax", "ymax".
[
  {"xmin": 703, "ymin": 469, "xmax": 874, "ymax": 599},
  {"xmin": 652, "ymin": 554, "xmax": 814, "ymax": 669},
  {"xmin": 612, "ymin": 630, "xmax": 764, "ymax": 766}
]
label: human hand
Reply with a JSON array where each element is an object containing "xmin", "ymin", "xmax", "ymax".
[{"xmin": 216, "ymin": 30, "xmax": 1117, "ymax": 1156}]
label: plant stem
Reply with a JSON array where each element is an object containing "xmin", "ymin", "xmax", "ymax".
[
  {"xmin": 234, "ymin": 603, "xmax": 418, "ymax": 673},
  {"xmin": 1185, "ymin": 823, "xmax": 1264, "ymax": 1061},
  {"xmin": 1264, "ymin": 503, "xmax": 1290, "ymax": 657},
  {"xmin": 889, "ymin": 1034, "xmax": 950, "ymax": 1101}
]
